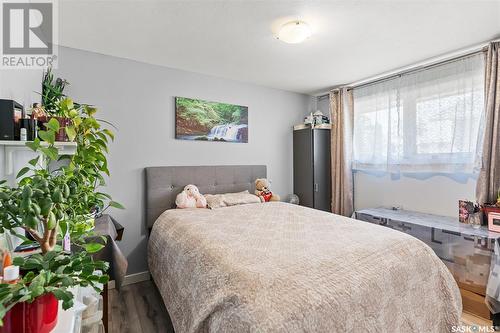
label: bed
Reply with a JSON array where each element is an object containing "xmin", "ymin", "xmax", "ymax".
[{"xmin": 146, "ymin": 165, "xmax": 462, "ymax": 333}]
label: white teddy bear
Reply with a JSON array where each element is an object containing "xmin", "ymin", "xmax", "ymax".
[{"xmin": 175, "ymin": 184, "xmax": 207, "ymax": 208}]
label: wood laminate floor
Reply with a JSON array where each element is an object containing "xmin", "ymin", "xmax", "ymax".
[
  {"xmin": 109, "ymin": 280, "xmax": 174, "ymax": 333},
  {"xmin": 109, "ymin": 280, "xmax": 493, "ymax": 333}
]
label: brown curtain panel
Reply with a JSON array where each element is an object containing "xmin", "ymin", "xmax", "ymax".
[
  {"xmin": 476, "ymin": 42, "xmax": 500, "ymax": 205},
  {"xmin": 330, "ymin": 88, "xmax": 354, "ymax": 216}
]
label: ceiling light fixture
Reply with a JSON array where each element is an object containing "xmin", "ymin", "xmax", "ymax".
[{"xmin": 276, "ymin": 20, "xmax": 311, "ymax": 44}]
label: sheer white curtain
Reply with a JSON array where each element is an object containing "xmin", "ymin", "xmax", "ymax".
[{"xmin": 353, "ymin": 53, "xmax": 485, "ymax": 174}]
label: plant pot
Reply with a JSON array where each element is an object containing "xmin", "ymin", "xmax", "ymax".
[
  {"xmin": 37, "ymin": 117, "xmax": 71, "ymax": 142},
  {"xmin": 483, "ymin": 204, "xmax": 500, "ymax": 221},
  {"xmin": 0, "ymin": 293, "xmax": 58, "ymax": 333},
  {"xmin": 51, "ymin": 117, "xmax": 71, "ymax": 142}
]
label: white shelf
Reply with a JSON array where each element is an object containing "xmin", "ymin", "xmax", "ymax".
[
  {"xmin": 0, "ymin": 140, "xmax": 77, "ymax": 175},
  {"xmin": 0, "ymin": 140, "xmax": 77, "ymax": 147}
]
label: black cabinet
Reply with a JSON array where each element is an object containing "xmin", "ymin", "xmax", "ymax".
[{"xmin": 293, "ymin": 127, "xmax": 331, "ymax": 212}]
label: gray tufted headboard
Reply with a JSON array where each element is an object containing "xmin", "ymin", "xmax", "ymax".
[{"xmin": 145, "ymin": 165, "xmax": 266, "ymax": 228}]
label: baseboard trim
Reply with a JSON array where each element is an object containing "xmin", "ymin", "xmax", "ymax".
[{"xmin": 108, "ymin": 271, "xmax": 150, "ymax": 290}]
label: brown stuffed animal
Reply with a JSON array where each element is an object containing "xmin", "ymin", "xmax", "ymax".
[{"xmin": 255, "ymin": 178, "xmax": 280, "ymax": 202}]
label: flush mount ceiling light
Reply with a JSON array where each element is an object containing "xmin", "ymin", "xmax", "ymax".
[{"xmin": 276, "ymin": 20, "xmax": 312, "ymax": 44}]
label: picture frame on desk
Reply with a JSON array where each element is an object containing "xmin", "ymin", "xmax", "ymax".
[
  {"xmin": 487, "ymin": 212, "xmax": 500, "ymax": 233},
  {"xmin": 459, "ymin": 200, "xmax": 474, "ymax": 223}
]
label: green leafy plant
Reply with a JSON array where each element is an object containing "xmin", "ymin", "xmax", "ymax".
[
  {"xmin": 41, "ymin": 67, "xmax": 68, "ymax": 115},
  {"xmin": 0, "ymin": 118, "xmax": 100, "ymax": 253},
  {"xmin": 0, "ymin": 251, "xmax": 109, "ymax": 324},
  {"xmin": 0, "ymin": 75, "xmax": 121, "ymax": 325},
  {"xmin": 58, "ymin": 99, "xmax": 123, "ymax": 217},
  {"xmin": 0, "ymin": 110, "xmax": 117, "ymax": 253}
]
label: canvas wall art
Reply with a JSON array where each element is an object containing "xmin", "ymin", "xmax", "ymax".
[{"xmin": 175, "ymin": 97, "xmax": 248, "ymax": 143}]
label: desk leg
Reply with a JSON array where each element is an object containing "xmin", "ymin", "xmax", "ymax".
[{"xmin": 103, "ymin": 283, "xmax": 109, "ymax": 333}]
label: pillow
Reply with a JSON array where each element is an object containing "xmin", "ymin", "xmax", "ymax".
[{"xmin": 204, "ymin": 190, "xmax": 261, "ymax": 209}]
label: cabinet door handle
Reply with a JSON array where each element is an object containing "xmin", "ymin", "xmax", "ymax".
[{"xmin": 314, "ymin": 183, "xmax": 319, "ymax": 192}]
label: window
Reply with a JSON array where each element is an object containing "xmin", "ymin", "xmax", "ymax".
[{"xmin": 352, "ymin": 53, "xmax": 485, "ymax": 174}]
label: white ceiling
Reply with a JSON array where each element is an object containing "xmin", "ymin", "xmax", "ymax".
[{"xmin": 59, "ymin": 0, "xmax": 500, "ymax": 94}]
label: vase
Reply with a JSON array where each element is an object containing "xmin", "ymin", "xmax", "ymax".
[
  {"xmin": 36, "ymin": 117, "xmax": 71, "ymax": 142},
  {"xmin": 0, "ymin": 293, "xmax": 58, "ymax": 333},
  {"xmin": 51, "ymin": 117, "xmax": 71, "ymax": 142},
  {"xmin": 468, "ymin": 212, "xmax": 483, "ymax": 229},
  {"xmin": 484, "ymin": 204, "xmax": 500, "ymax": 221}
]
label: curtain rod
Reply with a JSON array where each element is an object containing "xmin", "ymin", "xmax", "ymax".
[{"xmin": 346, "ymin": 48, "xmax": 487, "ymax": 91}]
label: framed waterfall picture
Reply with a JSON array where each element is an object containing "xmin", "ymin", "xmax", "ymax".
[{"xmin": 175, "ymin": 97, "xmax": 248, "ymax": 143}]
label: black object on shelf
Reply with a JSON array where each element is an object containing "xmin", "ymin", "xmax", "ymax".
[
  {"xmin": 293, "ymin": 127, "xmax": 331, "ymax": 212},
  {"xmin": 20, "ymin": 118, "xmax": 38, "ymax": 141},
  {"xmin": 0, "ymin": 99, "xmax": 23, "ymax": 141}
]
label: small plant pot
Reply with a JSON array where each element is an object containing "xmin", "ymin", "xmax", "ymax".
[
  {"xmin": 484, "ymin": 204, "xmax": 500, "ymax": 222},
  {"xmin": 51, "ymin": 117, "xmax": 71, "ymax": 142},
  {"xmin": 37, "ymin": 117, "xmax": 71, "ymax": 142},
  {"xmin": 0, "ymin": 293, "xmax": 58, "ymax": 333}
]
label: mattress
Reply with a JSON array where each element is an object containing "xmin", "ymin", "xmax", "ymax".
[{"xmin": 148, "ymin": 202, "xmax": 461, "ymax": 333}]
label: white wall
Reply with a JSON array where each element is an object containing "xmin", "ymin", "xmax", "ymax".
[
  {"xmin": 0, "ymin": 47, "xmax": 310, "ymax": 273},
  {"xmin": 316, "ymin": 95, "xmax": 330, "ymax": 116}
]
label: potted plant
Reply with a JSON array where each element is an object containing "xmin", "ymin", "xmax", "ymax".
[
  {"xmin": 38, "ymin": 68, "xmax": 71, "ymax": 142},
  {"xmin": 0, "ymin": 91, "xmax": 120, "ymax": 331},
  {"xmin": 482, "ymin": 188, "xmax": 500, "ymax": 222}
]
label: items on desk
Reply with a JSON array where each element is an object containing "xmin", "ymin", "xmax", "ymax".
[
  {"xmin": 458, "ymin": 200, "xmax": 483, "ymax": 227},
  {"xmin": 459, "ymin": 200, "xmax": 475, "ymax": 223},
  {"xmin": 488, "ymin": 212, "xmax": 500, "ymax": 233},
  {"xmin": 468, "ymin": 211, "xmax": 483, "ymax": 229},
  {"xmin": 483, "ymin": 190, "xmax": 500, "ymax": 224}
]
